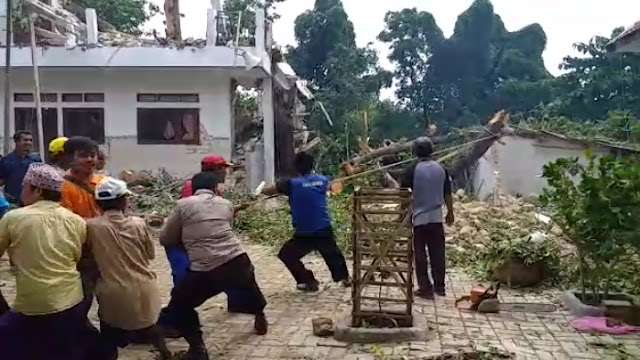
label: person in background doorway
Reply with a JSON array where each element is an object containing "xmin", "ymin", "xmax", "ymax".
[
  {"xmin": 48, "ymin": 136, "xmax": 68, "ymax": 174},
  {"xmin": 399, "ymin": 137, "xmax": 454, "ymax": 299},
  {"xmin": 262, "ymin": 152, "xmax": 351, "ymax": 292},
  {"xmin": 0, "ymin": 130, "xmax": 42, "ymax": 206},
  {"xmin": 87, "ymin": 177, "xmax": 171, "ymax": 360},
  {"xmin": 60, "ymin": 136, "xmax": 107, "ymax": 312},
  {"xmin": 160, "ymin": 171, "xmax": 267, "ymax": 360},
  {"xmin": 95, "ymin": 149, "xmax": 110, "ymax": 176},
  {"xmin": 0, "ymin": 163, "xmax": 97, "ymax": 360}
]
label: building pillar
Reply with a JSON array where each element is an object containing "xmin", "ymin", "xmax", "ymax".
[{"xmin": 261, "ymin": 78, "xmax": 275, "ymax": 184}]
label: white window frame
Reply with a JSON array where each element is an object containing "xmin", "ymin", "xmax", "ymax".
[
  {"xmin": 135, "ymin": 93, "xmax": 202, "ymax": 145},
  {"xmin": 11, "ymin": 92, "xmax": 106, "ymax": 140}
]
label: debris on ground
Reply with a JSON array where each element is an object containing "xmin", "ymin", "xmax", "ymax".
[
  {"xmin": 446, "ymin": 190, "xmax": 564, "ymax": 249},
  {"xmin": 425, "ymin": 348, "xmax": 513, "ymax": 359},
  {"xmin": 120, "ymin": 169, "xmax": 185, "ymax": 227},
  {"xmin": 312, "ymin": 317, "xmax": 334, "ymax": 337},
  {"xmin": 446, "ymin": 189, "xmax": 570, "ymax": 285}
]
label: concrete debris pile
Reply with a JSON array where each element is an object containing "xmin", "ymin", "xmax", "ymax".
[
  {"xmin": 446, "ymin": 189, "xmax": 565, "ymax": 251},
  {"xmin": 23, "ymin": 0, "xmax": 209, "ymax": 49},
  {"xmin": 97, "ymin": 32, "xmax": 208, "ymax": 48}
]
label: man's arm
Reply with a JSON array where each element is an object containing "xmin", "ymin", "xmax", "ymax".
[
  {"xmin": 60, "ymin": 183, "xmax": 74, "ymax": 211},
  {"xmin": 139, "ymin": 220, "xmax": 156, "ymax": 260},
  {"xmin": 262, "ymin": 179, "xmax": 291, "ymax": 196},
  {"xmin": 443, "ymin": 169, "xmax": 454, "ymax": 226},
  {"xmin": 233, "ymin": 203, "xmax": 250, "ymax": 216},
  {"xmin": 0, "ymin": 158, "xmax": 7, "ymax": 186},
  {"xmin": 159, "ymin": 207, "xmax": 182, "ymax": 247},
  {"xmin": 399, "ymin": 163, "xmax": 417, "ymax": 189},
  {"xmin": 0, "ymin": 215, "xmax": 10, "ymax": 258}
]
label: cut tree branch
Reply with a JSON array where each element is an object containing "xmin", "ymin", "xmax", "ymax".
[
  {"xmin": 346, "ymin": 132, "xmax": 464, "ymax": 166},
  {"xmin": 449, "ymin": 110, "xmax": 509, "ymax": 181},
  {"xmin": 340, "ymin": 111, "xmax": 509, "ymax": 182}
]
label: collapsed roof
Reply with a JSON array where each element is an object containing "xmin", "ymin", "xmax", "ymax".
[{"xmin": 606, "ymin": 20, "xmax": 640, "ymax": 53}]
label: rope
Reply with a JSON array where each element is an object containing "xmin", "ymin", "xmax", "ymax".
[
  {"xmin": 334, "ymin": 134, "xmax": 499, "ymax": 183},
  {"xmin": 236, "ymin": 134, "xmax": 500, "ymax": 208}
]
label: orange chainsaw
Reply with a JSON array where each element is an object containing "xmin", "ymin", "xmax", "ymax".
[{"xmin": 455, "ymin": 283, "xmax": 557, "ymax": 313}]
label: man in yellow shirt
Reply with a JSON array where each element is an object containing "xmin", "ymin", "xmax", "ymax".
[{"xmin": 0, "ymin": 163, "xmax": 98, "ymax": 360}]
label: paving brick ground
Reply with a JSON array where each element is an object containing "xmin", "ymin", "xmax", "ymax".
[{"xmin": 2, "ymin": 240, "xmax": 640, "ymax": 359}]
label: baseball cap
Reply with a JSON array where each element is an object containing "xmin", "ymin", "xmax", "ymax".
[
  {"xmin": 201, "ymin": 154, "xmax": 233, "ymax": 168},
  {"xmin": 95, "ymin": 177, "xmax": 132, "ymax": 201},
  {"xmin": 48, "ymin": 137, "xmax": 68, "ymax": 155}
]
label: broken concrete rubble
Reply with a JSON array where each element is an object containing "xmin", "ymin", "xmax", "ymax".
[{"xmin": 447, "ymin": 190, "xmax": 565, "ymax": 250}]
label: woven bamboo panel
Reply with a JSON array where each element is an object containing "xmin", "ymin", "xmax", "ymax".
[{"xmin": 351, "ymin": 188, "xmax": 414, "ymax": 327}]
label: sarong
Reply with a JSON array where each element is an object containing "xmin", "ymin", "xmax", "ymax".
[{"xmin": 0, "ymin": 298, "xmax": 98, "ymax": 360}]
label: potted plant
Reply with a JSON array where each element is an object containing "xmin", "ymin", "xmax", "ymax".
[
  {"xmin": 540, "ymin": 154, "xmax": 640, "ymax": 320},
  {"xmin": 472, "ymin": 231, "xmax": 562, "ymax": 287}
]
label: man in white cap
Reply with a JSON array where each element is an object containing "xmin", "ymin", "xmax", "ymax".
[
  {"xmin": 0, "ymin": 163, "xmax": 97, "ymax": 360},
  {"xmin": 86, "ymin": 177, "xmax": 171, "ymax": 360}
]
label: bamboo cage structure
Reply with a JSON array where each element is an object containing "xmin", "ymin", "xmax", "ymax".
[{"xmin": 351, "ymin": 188, "xmax": 414, "ymax": 328}]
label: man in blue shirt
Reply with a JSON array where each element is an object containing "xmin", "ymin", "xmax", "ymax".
[
  {"xmin": 262, "ymin": 152, "xmax": 350, "ymax": 292},
  {"xmin": 0, "ymin": 131, "xmax": 41, "ymax": 205}
]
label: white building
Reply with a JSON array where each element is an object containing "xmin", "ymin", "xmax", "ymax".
[
  {"xmin": 471, "ymin": 130, "xmax": 639, "ymax": 200},
  {"xmin": 0, "ymin": 0, "xmax": 276, "ymax": 183}
]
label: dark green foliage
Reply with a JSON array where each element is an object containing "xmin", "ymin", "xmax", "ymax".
[
  {"xmin": 378, "ymin": 0, "xmax": 549, "ymax": 130},
  {"xmin": 540, "ymin": 155, "xmax": 640, "ymax": 302},
  {"xmin": 76, "ymin": 0, "xmax": 159, "ymax": 34},
  {"xmin": 285, "ymin": 0, "xmax": 392, "ymax": 172}
]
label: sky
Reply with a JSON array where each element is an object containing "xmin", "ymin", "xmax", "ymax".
[{"xmin": 148, "ymin": 0, "xmax": 640, "ymax": 98}]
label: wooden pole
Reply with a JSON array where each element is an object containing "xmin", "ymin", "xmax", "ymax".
[
  {"xmin": 3, "ymin": 0, "xmax": 12, "ymax": 154},
  {"xmin": 28, "ymin": 15, "xmax": 44, "ymax": 161}
]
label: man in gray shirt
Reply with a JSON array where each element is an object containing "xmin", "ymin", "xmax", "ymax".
[{"xmin": 400, "ymin": 137, "xmax": 454, "ymax": 299}]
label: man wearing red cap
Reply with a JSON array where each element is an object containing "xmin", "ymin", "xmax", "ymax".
[{"xmin": 181, "ymin": 155, "xmax": 233, "ymax": 198}]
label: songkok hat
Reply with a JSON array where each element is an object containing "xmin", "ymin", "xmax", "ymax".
[{"xmin": 23, "ymin": 163, "xmax": 64, "ymax": 192}]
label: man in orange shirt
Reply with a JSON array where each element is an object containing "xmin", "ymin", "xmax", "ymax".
[
  {"xmin": 61, "ymin": 137, "xmax": 105, "ymax": 219},
  {"xmin": 60, "ymin": 136, "xmax": 106, "ymax": 307}
]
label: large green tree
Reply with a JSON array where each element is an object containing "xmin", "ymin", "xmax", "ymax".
[
  {"xmin": 379, "ymin": 0, "xmax": 549, "ymax": 130},
  {"xmin": 286, "ymin": 0, "xmax": 392, "ymax": 133},
  {"xmin": 224, "ymin": 0, "xmax": 287, "ymax": 45},
  {"xmin": 551, "ymin": 28, "xmax": 640, "ymax": 121}
]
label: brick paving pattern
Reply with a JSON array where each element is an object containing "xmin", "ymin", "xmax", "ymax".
[{"xmin": 1, "ymin": 241, "xmax": 640, "ymax": 359}]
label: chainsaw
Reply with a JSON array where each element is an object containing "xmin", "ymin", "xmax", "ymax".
[{"xmin": 455, "ymin": 283, "xmax": 557, "ymax": 313}]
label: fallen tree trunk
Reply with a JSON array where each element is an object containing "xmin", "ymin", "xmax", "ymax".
[
  {"xmin": 345, "ymin": 132, "xmax": 464, "ymax": 166},
  {"xmin": 449, "ymin": 110, "xmax": 509, "ymax": 182},
  {"xmin": 340, "ymin": 111, "xmax": 509, "ymax": 181}
]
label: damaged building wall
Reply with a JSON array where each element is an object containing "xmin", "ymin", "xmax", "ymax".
[
  {"xmin": 0, "ymin": 67, "xmax": 235, "ymax": 176},
  {"xmin": 472, "ymin": 135, "xmax": 620, "ymax": 199}
]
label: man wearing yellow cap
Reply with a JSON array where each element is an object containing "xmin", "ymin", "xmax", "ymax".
[{"xmin": 48, "ymin": 137, "xmax": 68, "ymax": 174}]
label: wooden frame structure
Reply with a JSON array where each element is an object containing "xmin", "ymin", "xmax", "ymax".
[{"xmin": 351, "ymin": 188, "xmax": 414, "ymax": 327}]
